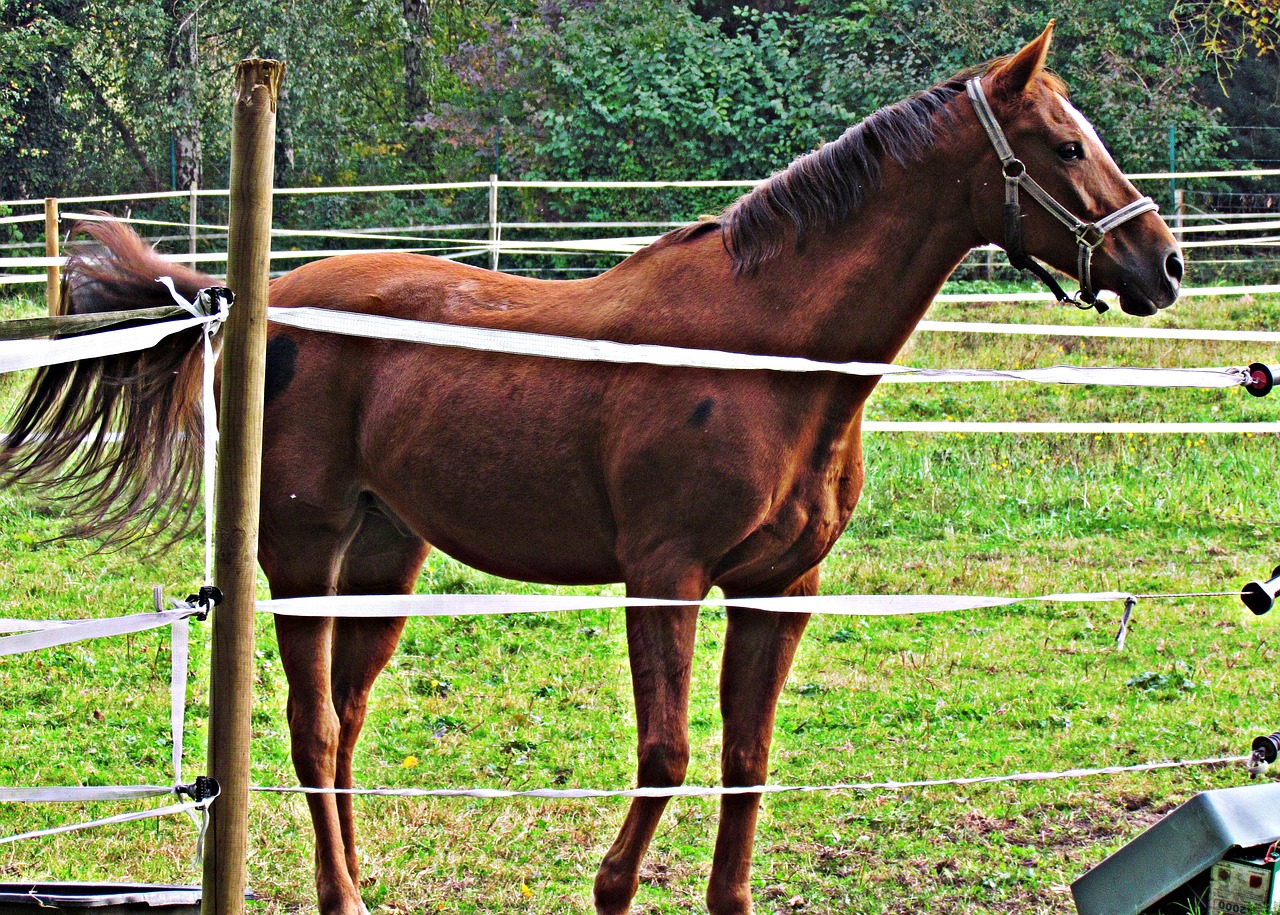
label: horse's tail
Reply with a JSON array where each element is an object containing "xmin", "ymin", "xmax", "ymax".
[{"xmin": 1, "ymin": 217, "xmax": 220, "ymax": 546}]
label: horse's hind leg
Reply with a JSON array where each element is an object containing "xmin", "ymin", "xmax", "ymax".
[
  {"xmin": 593, "ymin": 562, "xmax": 708, "ymax": 915},
  {"xmin": 266, "ymin": 517, "xmax": 363, "ymax": 915},
  {"xmin": 706, "ymin": 570, "xmax": 816, "ymax": 915},
  {"xmin": 330, "ymin": 505, "xmax": 429, "ymax": 893},
  {"xmin": 264, "ymin": 501, "xmax": 430, "ymax": 915}
]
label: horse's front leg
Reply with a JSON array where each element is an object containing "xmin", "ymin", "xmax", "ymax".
[
  {"xmin": 707, "ymin": 569, "xmax": 816, "ymax": 915},
  {"xmin": 593, "ymin": 563, "xmax": 708, "ymax": 915}
]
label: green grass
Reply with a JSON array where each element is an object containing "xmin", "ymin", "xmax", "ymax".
[{"xmin": 0, "ymin": 288, "xmax": 1278, "ymax": 913}]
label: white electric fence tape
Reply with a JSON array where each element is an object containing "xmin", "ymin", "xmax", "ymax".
[
  {"xmin": 252, "ymin": 755, "xmax": 1251, "ymax": 801},
  {"xmin": 0, "ymin": 315, "xmax": 209, "ymax": 374},
  {"xmin": 265, "ymin": 307, "xmax": 1251, "ymax": 390},
  {"xmin": 157, "ymin": 278, "xmax": 226, "ymax": 584},
  {"xmin": 861, "ymin": 421, "xmax": 1280, "ymax": 434},
  {"xmin": 914, "ymin": 319, "xmax": 1280, "ymax": 343},
  {"xmin": 0, "ymin": 608, "xmax": 200, "ymax": 658},
  {"xmin": 0, "ymin": 786, "xmax": 172, "ymax": 803},
  {"xmin": 0, "ymin": 798, "xmax": 214, "ymax": 848},
  {"xmin": 0, "ymin": 167, "xmax": 1274, "ymax": 209},
  {"xmin": 170, "ymin": 617, "xmax": 190, "ymax": 788},
  {"xmin": 260, "ymin": 590, "xmax": 1134, "ymax": 620}
]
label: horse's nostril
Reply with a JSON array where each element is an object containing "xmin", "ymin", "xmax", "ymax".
[{"xmin": 1165, "ymin": 251, "xmax": 1184, "ymax": 285}]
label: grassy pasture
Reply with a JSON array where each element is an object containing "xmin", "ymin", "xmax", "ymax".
[{"xmin": 0, "ymin": 286, "xmax": 1277, "ymax": 914}]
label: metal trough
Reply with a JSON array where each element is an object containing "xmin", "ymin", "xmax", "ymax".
[
  {"xmin": 0, "ymin": 883, "xmax": 252, "ymax": 915},
  {"xmin": 1073, "ymin": 780, "xmax": 1280, "ymax": 914}
]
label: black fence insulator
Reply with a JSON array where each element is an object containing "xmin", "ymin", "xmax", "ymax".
[
  {"xmin": 1246, "ymin": 363, "xmax": 1277, "ymax": 397},
  {"xmin": 177, "ymin": 775, "xmax": 220, "ymax": 803},
  {"xmin": 183, "ymin": 585, "xmax": 224, "ymax": 621},
  {"xmin": 1242, "ymin": 564, "xmax": 1280, "ymax": 616},
  {"xmin": 1253, "ymin": 732, "xmax": 1280, "ymax": 766}
]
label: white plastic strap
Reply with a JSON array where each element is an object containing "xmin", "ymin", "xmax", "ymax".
[
  {"xmin": 861, "ymin": 420, "xmax": 1280, "ymax": 434},
  {"xmin": 157, "ymin": 278, "xmax": 224, "ymax": 584},
  {"xmin": 261, "ymin": 590, "xmax": 1134, "ymax": 620},
  {"xmin": 170, "ymin": 617, "xmax": 190, "ymax": 787},
  {"xmin": 0, "ymin": 798, "xmax": 210, "ymax": 846},
  {"xmin": 0, "ymin": 608, "xmax": 198, "ymax": 657},
  {"xmin": 934, "ymin": 284, "xmax": 1280, "ymax": 303},
  {"xmin": 0, "ymin": 786, "xmax": 171, "ymax": 803},
  {"xmin": 266, "ymin": 307, "xmax": 1249, "ymax": 390},
  {"xmin": 252, "ymin": 755, "xmax": 1248, "ymax": 801},
  {"xmin": 0, "ymin": 617, "xmax": 81, "ymax": 633},
  {"xmin": 0, "ymin": 315, "xmax": 207, "ymax": 375},
  {"xmin": 915, "ymin": 319, "xmax": 1280, "ymax": 343}
]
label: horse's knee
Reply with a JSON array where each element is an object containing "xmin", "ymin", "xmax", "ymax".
[
  {"xmin": 720, "ymin": 741, "xmax": 768, "ymax": 787},
  {"xmin": 637, "ymin": 736, "xmax": 689, "ymax": 787}
]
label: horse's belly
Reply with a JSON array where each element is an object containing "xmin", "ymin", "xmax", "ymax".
[{"xmin": 360, "ymin": 357, "xmax": 622, "ymax": 585}]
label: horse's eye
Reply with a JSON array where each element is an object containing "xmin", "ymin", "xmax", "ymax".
[{"xmin": 1058, "ymin": 141, "xmax": 1085, "ymax": 161}]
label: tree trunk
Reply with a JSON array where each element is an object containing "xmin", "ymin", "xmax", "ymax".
[
  {"xmin": 74, "ymin": 64, "xmax": 164, "ymax": 192},
  {"xmin": 402, "ymin": 0, "xmax": 435, "ymax": 169},
  {"xmin": 165, "ymin": 0, "xmax": 201, "ymax": 191}
]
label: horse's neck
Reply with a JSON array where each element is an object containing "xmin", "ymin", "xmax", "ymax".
[{"xmin": 764, "ymin": 166, "xmax": 981, "ymax": 366}]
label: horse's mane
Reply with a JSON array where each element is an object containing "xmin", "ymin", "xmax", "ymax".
[{"xmin": 662, "ymin": 59, "xmax": 1066, "ymax": 274}]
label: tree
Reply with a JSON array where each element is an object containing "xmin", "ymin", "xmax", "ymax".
[
  {"xmin": 0, "ymin": 0, "xmax": 84, "ymax": 199},
  {"xmin": 1179, "ymin": 0, "xmax": 1279, "ymax": 62},
  {"xmin": 801, "ymin": 0, "xmax": 1227, "ymax": 172}
]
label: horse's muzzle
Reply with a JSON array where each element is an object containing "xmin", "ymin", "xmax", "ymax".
[{"xmin": 1116, "ymin": 244, "xmax": 1183, "ymax": 316}]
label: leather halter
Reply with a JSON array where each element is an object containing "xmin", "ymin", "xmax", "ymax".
[{"xmin": 965, "ymin": 76, "xmax": 1159, "ymax": 313}]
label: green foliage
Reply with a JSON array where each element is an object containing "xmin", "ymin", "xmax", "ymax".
[
  {"xmin": 807, "ymin": 0, "xmax": 1229, "ymax": 171},
  {"xmin": 0, "ymin": 0, "xmax": 1269, "ymax": 228},
  {"xmin": 0, "ymin": 0, "xmax": 81, "ymax": 199},
  {"xmin": 531, "ymin": 2, "xmax": 854, "ymax": 182},
  {"xmin": 1179, "ymin": 0, "xmax": 1280, "ymax": 61}
]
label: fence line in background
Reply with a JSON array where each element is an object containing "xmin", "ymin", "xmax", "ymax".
[{"xmin": 3, "ymin": 168, "xmax": 1280, "ymax": 211}]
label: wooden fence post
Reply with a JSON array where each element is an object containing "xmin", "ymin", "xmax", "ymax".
[
  {"xmin": 44, "ymin": 198, "xmax": 59, "ymax": 316},
  {"xmin": 202, "ymin": 57, "xmax": 282, "ymax": 915},
  {"xmin": 488, "ymin": 173, "xmax": 499, "ymax": 272},
  {"xmin": 189, "ymin": 180, "xmax": 199, "ymax": 270}
]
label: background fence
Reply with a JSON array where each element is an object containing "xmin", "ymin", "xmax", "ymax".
[{"xmin": 2, "ymin": 168, "xmax": 1280, "ymax": 289}]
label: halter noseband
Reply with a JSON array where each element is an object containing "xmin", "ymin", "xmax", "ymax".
[{"xmin": 965, "ymin": 76, "xmax": 1159, "ymax": 314}]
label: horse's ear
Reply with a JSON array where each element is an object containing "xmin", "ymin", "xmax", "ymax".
[{"xmin": 990, "ymin": 21, "xmax": 1055, "ymax": 99}]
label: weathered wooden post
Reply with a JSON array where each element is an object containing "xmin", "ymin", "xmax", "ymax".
[
  {"xmin": 189, "ymin": 180, "xmax": 199, "ymax": 269},
  {"xmin": 44, "ymin": 198, "xmax": 59, "ymax": 316},
  {"xmin": 488, "ymin": 172, "xmax": 499, "ymax": 272},
  {"xmin": 202, "ymin": 57, "xmax": 282, "ymax": 915}
]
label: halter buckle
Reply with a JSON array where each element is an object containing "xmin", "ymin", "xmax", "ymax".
[{"xmin": 1074, "ymin": 224, "xmax": 1105, "ymax": 250}]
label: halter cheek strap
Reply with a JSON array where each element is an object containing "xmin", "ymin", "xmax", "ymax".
[{"xmin": 965, "ymin": 76, "xmax": 1159, "ymax": 314}]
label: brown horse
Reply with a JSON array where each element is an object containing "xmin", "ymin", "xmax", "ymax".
[{"xmin": 3, "ymin": 24, "xmax": 1180, "ymax": 915}]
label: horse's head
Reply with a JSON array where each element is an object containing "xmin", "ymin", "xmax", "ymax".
[{"xmin": 965, "ymin": 23, "xmax": 1182, "ymax": 316}]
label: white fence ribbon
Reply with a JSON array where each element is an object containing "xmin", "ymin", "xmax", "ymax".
[
  {"xmin": 0, "ymin": 798, "xmax": 210, "ymax": 846},
  {"xmin": 0, "ymin": 617, "xmax": 81, "ymax": 633},
  {"xmin": 266, "ymin": 307, "xmax": 1250, "ymax": 390},
  {"xmin": 915, "ymin": 319, "xmax": 1280, "ymax": 343},
  {"xmin": 252, "ymin": 755, "xmax": 1248, "ymax": 801},
  {"xmin": 170, "ymin": 617, "xmax": 190, "ymax": 788},
  {"xmin": 157, "ymin": 278, "xmax": 228, "ymax": 585},
  {"xmin": 0, "ymin": 315, "xmax": 208, "ymax": 375},
  {"xmin": 0, "ymin": 786, "xmax": 172, "ymax": 803},
  {"xmin": 261, "ymin": 590, "xmax": 1134, "ymax": 620},
  {"xmin": 0, "ymin": 608, "xmax": 198, "ymax": 657}
]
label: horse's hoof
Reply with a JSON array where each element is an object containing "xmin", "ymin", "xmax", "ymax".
[{"xmin": 706, "ymin": 888, "xmax": 753, "ymax": 915}]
